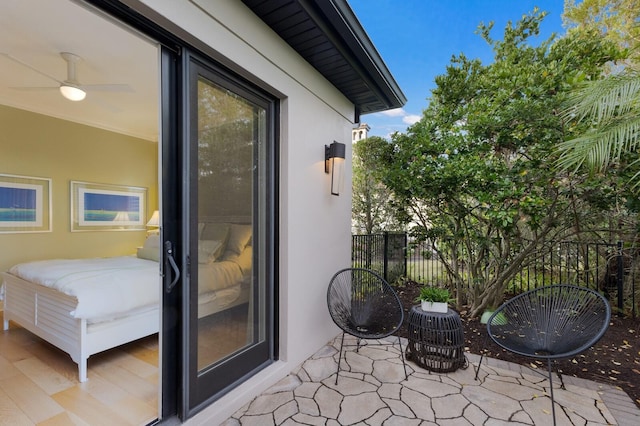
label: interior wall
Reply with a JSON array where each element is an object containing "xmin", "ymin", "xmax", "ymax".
[{"xmin": 0, "ymin": 105, "xmax": 158, "ymax": 273}]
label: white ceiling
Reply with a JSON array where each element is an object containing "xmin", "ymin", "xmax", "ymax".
[{"xmin": 0, "ymin": 0, "xmax": 159, "ymax": 141}]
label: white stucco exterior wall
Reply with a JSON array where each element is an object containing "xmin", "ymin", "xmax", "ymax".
[{"xmin": 131, "ymin": 0, "xmax": 354, "ymax": 422}]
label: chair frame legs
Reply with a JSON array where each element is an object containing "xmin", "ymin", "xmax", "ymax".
[
  {"xmin": 546, "ymin": 357, "xmax": 557, "ymax": 426},
  {"xmin": 335, "ymin": 333, "xmax": 408, "ymax": 385}
]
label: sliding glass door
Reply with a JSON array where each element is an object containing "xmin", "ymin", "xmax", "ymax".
[{"xmin": 182, "ymin": 51, "xmax": 276, "ymax": 415}]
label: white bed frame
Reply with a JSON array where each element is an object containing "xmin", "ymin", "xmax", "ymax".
[
  {"xmin": 2, "ymin": 272, "xmax": 159, "ymax": 382},
  {"xmin": 1, "ymin": 216, "xmax": 252, "ymax": 383}
]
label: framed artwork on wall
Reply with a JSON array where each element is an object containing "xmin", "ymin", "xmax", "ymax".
[
  {"xmin": 71, "ymin": 181, "xmax": 147, "ymax": 231},
  {"xmin": 0, "ymin": 173, "xmax": 52, "ymax": 233}
]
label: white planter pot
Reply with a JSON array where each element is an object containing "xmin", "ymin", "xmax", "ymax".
[{"xmin": 421, "ymin": 301, "xmax": 448, "ymax": 313}]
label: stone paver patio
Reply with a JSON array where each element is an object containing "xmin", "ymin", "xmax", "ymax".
[{"xmin": 222, "ymin": 335, "xmax": 640, "ymax": 425}]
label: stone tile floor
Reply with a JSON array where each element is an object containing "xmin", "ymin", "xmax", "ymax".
[{"xmin": 223, "ymin": 335, "xmax": 640, "ymax": 425}]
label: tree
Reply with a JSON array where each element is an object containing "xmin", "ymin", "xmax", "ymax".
[
  {"xmin": 557, "ymin": 70, "xmax": 640, "ymax": 185},
  {"xmin": 351, "ymin": 136, "xmax": 402, "ymax": 234},
  {"xmin": 557, "ymin": 0, "xmax": 640, "ymax": 187},
  {"xmin": 563, "ymin": 0, "xmax": 640, "ymax": 65},
  {"xmin": 377, "ymin": 9, "xmax": 618, "ymax": 316}
]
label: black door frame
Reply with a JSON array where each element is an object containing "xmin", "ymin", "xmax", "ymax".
[
  {"xmin": 81, "ymin": 1, "xmax": 279, "ymax": 422},
  {"xmin": 182, "ymin": 51, "xmax": 277, "ymax": 416}
]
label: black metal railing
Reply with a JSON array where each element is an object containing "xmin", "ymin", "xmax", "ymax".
[
  {"xmin": 352, "ymin": 232, "xmax": 407, "ymax": 284},
  {"xmin": 353, "ymin": 234, "xmax": 638, "ymax": 318}
]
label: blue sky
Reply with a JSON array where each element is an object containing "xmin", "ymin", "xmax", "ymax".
[{"xmin": 348, "ymin": 0, "xmax": 567, "ymax": 138}]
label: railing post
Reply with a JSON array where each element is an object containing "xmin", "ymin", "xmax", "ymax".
[
  {"xmin": 617, "ymin": 241, "xmax": 624, "ymax": 316},
  {"xmin": 383, "ymin": 231, "xmax": 389, "ymax": 282},
  {"xmin": 403, "ymin": 232, "xmax": 408, "ymax": 279}
]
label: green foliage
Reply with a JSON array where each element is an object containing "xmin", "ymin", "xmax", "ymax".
[
  {"xmin": 352, "ymin": 136, "xmax": 402, "ymax": 233},
  {"xmin": 558, "ymin": 70, "xmax": 640, "ymax": 188},
  {"xmin": 563, "ymin": 0, "xmax": 640, "ymax": 65},
  {"xmin": 415, "ymin": 286, "xmax": 452, "ymax": 303},
  {"xmin": 557, "ymin": 1, "xmax": 640, "ymax": 192},
  {"xmin": 374, "ymin": 9, "xmax": 622, "ymax": 316}
]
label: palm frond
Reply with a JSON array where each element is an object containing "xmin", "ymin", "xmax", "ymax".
[
  {"xmin": 558, "ymin": 70, "xmax": 640, "ymax": 174},
  {"xmin": 557, "ymin": 112, "xmax": 640, "ymax": 173},
  {"xmin": 562, "ymin": 72, "xmax": 640, "ymax": 124}
]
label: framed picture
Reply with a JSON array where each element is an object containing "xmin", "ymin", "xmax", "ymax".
[
  {"xmin": 71, "ymin": 181, "xmax": 147, "ymax": 231},
  {"xmin": 0, "ymin": 173, "xmax": 52, "ymax": 233}
]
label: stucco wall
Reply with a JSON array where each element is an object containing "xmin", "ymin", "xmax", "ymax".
[
  {"xmin": 132, "ymin": 0, "xmax": 355, "ymax": 423},
  {"xmin": 0, "ymin": 105, "xmax": 158, "ymax": 273}
]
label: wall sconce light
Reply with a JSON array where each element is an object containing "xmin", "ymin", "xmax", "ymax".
[
  {"xmin": 146, "ymin": 210, "xmax": 160, "ymax": 234},
  {"xmin": 325, "ymin": 141, "xmax": 346, "ymax": 196}
]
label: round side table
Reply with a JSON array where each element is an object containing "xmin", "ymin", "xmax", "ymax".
[{"xmin": 405, "ymin": 305, "xmax": 466, "ymax": 373}]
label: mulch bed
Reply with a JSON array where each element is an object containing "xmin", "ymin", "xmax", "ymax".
[{"xmin": 393, "ymin": 280, "xmax": 640, "ymax": 408}]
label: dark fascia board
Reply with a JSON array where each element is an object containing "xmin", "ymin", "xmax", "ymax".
[
  {"xmin": 242, "ymin": 0, "xmax": 407, "ymax": 115},
  {"xmin": 314, "ymin": 0, "xmax": 406, "ymax": 109}
]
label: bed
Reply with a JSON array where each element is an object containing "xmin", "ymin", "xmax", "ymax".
[{"xmin": 0, "ymin": 220, "xmax": 252, "ymax": 382}]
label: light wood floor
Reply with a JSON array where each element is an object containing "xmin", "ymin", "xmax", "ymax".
[
  {"xmin": 0, "ymin": 305, "xmax": 250, "ymax": 425},
  {"xmin": 0, "ymin": 310, "xmax": 159, "ymax": 426}
]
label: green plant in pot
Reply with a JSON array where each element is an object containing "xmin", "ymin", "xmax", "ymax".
[{"xmin": 415, "ymin": 286, "xmax": 451, "ymax": 313}]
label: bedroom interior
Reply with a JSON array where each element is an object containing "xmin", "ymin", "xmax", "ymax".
[
  {"xmin": 0, "ymin": 1, "xmax": 168, "ymax": 416},
  {"xmin": 1, "ymin": 1, "xmax": 265, "ymax": 423},
  {"xmin": 0, "ymin": 1, "xmax": 245, "ymax": 424}
]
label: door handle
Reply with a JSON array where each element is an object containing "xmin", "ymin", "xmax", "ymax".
[{"xmin": 165, "ymin": 241, "xmax": 180, "ymax": 293}]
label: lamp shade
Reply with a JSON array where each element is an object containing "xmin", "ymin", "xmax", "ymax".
[
  {"xmin": 330, "ymin": 156, "xmax": 345, "ymax": 196},
  {"xmin": 146, "ymin": 210, "xmax": 160, "ymax": 227}
]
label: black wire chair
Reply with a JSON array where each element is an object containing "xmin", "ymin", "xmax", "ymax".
[
  {"xmin": 327, "ymin": 268, "xmax": 408, "ymax": 384},
  {"xmin": 474, "ymin": 284, "xmax": 611, "ymax": 425}
]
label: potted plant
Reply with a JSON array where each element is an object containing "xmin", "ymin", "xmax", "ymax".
[{"xmin": 415, "ymin": 286, "xmax": 451, "ymax": 313}]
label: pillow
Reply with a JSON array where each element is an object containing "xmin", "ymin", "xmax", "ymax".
[
  {"xmin": 143, "ymin": 234, "xmax": 160, "ymax": 249},
  {"xmin": 235, "ymin": 246, "xmax": 252, "ymax": 274},
  {"xmin": 226, "ymin": 223, "xmax": 252, "ymax": 255},
  {"xmin": 201, "ymin": 223, "xmax": 230, "ymax": 244},
  {"xmin": 137, "ymin": 246, "xmax": 159, "ymax": 262},
  {"xmin": 198, "ymin": 239, "xmax": 223, "ymax": 264}
]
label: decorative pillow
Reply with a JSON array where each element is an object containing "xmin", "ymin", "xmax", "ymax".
[
  {"xmin": 143, "ymin": 234, "xmax": 160, "ymax": 249},
  {"xmin": 198, "ymin": 239, "xmax": 223, "ymax": 264},
  {"xmin": 137, "ymin": 246, "xmax": 159, "ymax": 262},
  {"xmin": 226, "ymin": 223, "xmax": 252, "ymax": 255},
  {"xmin": 201, "ymin": 223, "xmax": 230, "ymax": 244}
]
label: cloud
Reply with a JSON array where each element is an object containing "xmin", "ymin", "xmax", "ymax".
[
  {"xmin": 362, "ymin": 108, "xmax": 421, "ymax": 138},
  {"xmin": 380, "ymin": 108, "xmax": 406, "ymax": 117},
  {"xmin": 403, "ymin": 114, "xmax": 421, "ymax": 125},
  {"xmin": 378, "ymin": 108, "xmax": 421, "ymax": 125}
]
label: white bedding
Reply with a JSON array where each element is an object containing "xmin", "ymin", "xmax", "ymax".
[
  {"xmin": 6, "ymin": 256, "xmax": 159, "ymax": 320},
  {"xmin": 3, "ymin": 247, "xmax": 252, "ymax": 322},
  {"xmin": 199, "ymin": 247, "xmax": 252, "ymax": 293}
]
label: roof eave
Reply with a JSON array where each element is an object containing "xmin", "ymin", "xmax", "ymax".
[{"xmin": 241, "ymin": 0, "xmax": 407, "ymax": 116}]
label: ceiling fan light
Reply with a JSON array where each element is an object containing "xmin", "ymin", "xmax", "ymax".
[{"xmin": 60, "ymin": 84, "xmax": 86, "ymax": 101}]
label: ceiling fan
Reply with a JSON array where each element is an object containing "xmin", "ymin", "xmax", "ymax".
[{"xmin": 3, "ymin": 51, "xmax": 133, "ymax": 101}]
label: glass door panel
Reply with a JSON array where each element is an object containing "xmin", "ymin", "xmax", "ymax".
[
  {"xmin": 195, "ymin": 77, "xmax": 265, "ymax": 371},
  {"xmin": 184, "ymin": 53, "xmax": 274, "ymax": 413}
]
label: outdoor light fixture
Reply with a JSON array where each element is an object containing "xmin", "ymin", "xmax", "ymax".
[
  {"xmin": 325, "ymin": 141, "xmax": 346, "ymax": 196},
  {"xmin": 59, "ymin": 83, "xmax": 86, "ymax": 101}
]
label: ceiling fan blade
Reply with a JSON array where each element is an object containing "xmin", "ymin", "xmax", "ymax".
[
  {"xmin": 1, "ymin": 53, "xmax": 62, "ymax": 84},
  {"xmin": 9, "ymin": 86, "xmax": 57, "ymax": 91},
  {"xmin": 80, "ymin": 83, "xmax": 134, "ymax": 93}
]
